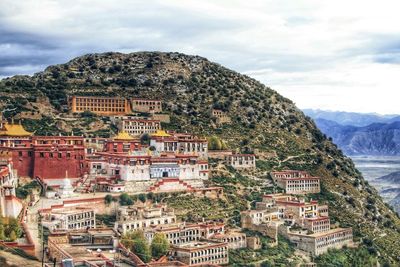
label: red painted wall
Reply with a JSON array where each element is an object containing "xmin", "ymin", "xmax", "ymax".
[
  {"xmin": 5, "ymin": 148, "xmax": 34, "ymax": 177},
  {"xmin": 33, "ymin": 145, "xmax": 87, "ymax": 179},
  {"xmin": 1, "ymin": 136, "xmax": 88, "ymax": 179}
]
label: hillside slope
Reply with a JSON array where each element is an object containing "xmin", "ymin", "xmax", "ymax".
[{"xmin": 0, "ymin": 52, "xmax": 399, "ymax": 263}]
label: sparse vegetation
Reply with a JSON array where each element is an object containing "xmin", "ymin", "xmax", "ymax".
[{"xmin": 0, "ymin": 51, "xmax": 399, "ymax": 264}]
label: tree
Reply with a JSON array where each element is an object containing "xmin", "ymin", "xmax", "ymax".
[
  {"xmin": 140, "ymin": 133, "xmax": 151, "ymax": 145},
  {"xmin": 121, "ymin": 231, "xmax": 151, "ymax": 263},
  {"xmin": 151, "ymin": 233, "xmax": 170, "ymax": 259},
  {"xmin": 9, "ymin": 230, "xmax": 17, "ymax": 241},
  {"xmin": 0, "ymin": 217, "xmax": 5, "ymax": 240},
  {"xmin": 221, "ymin": 140, "xmax": 228, "ymax": 150},
  {"xmin": 4, "ymin": 218, "xmax": 21, "ymax": 239},
  {"xmin": 81, "ymin": 110, "xmax": 96, "ymax": 118},
  {"xmin": 138, "ymin": 194, "xmax": 146, "ymax": 203},
  {"xmin": 119, "ymin": 193, "xmax": 133, "ymax": 206},
  {"xmin": 208, "ymin": 136, "xmax": 222, "ymax": 150},
  {"xmin": 105, "ymin": 194, "xmax": 113, "ymax": 205},
  {"xmin": 147, "ymin": 192, "xmax": 154, "ymax": 201}
]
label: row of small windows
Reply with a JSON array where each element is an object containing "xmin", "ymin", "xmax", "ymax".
[
  {"xmin": 274, "ymin": 174, "xmax": 311, "ymax": 179},
  {"xmin": 316, "ymin": 232, "xmax": 352, "ymax": 248},
  {"xmin": 76, "ymin": 103, "xmax": 124, "ymax": 107},
  {"xmin": 68, "ymin": 220, "xmax": 95, "ymax": 229},
  {"xmin": 67, "ymin": 212, "xmax": 94, "ymax": 220},
  {"xmin": 76, "ymin": 107, "xmax": 125, "ymax": 112},
  {"xmin": 287, "ymin": 180, "xmax": 320, "ymax": 184},
  {"xmin": 124, "ymin": 125, "xmax": 160, "ymax": 129},
  {"xmin": 76, "ymin": 98, "xmax": 125, "ymax": 103},
  {"xmin": 228, "ymin": 156, "xmax": 255, "ymax": 161},
  {"xmin": 18, "ymin": 151, "xmax": 82, "ymax": 159},
  {"xmin": 190, "ymin": 247, "xmax": 228, "ymax": 257},
  {"xmin": 190, "ymin": 257, "xmax": 227, "ymax": 265},
  {"xmin": 134, "ymin": 101, "xmax": 161, "ymax": 106},
  {"xmin": 125, "ymin": 218, "xmax": 175, "ymax": 229},
  {"xmin": 35, "ymin": 140, "xmax": 83, "ymax": 145}
]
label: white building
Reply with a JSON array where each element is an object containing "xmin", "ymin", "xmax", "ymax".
[
  {"xmin": 171, "ymin": 241, "xmax": 229, "ymax": 266},
  {"xmin": 209, "ymin": 231, "xmax": 247, "ymax": 250},
  {"xmin": 271, "ymin": 170, "xmax": 321, "ymax": 194},
  {"xmin": 225, "ymin": 154, "xmax": 256, "ymax": 169},
  {"xmin": 115, "ymin": 204, "xmax": 177, "ymax": 234},
  {"xmin": 150, "ymin": 130, "xmax": 208, "ymax": 159},
  {"xmin": 118, "ymin": 119, "xmax": 161, "ymax": 136},
  {"xmin": 242, "ymin": 194, "xmax": 354, "ymax": 256},
  {"xmin": 0, "ymin": 159, "xmax": 23, "ymax": 218},
  {"xmin": 90, "ymin": 153, "xmax": 209, "ymax": 182},
  {"xmin": 41, "ymin": 207, "xmax": 96, "ymax": 232},
  {"xmin": 289, "ymin": 228, "xmax": 353, "ymax": 256}
]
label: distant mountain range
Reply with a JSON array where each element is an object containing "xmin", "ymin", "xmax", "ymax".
[
  {"xmin": 378, "ymin": 171, "xmax": 400, "ymax": 183},
  {"xmin": 303, "ymin": 109, "xmax": 400, "ymax": 127},
  {"xmin": 304, "ymin": 109, "xmax": 400, "ymax": 155}
]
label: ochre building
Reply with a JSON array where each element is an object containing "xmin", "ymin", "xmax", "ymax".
[{"xmin": 70, "ymin": 96, "xmax": 131, "ymax": 115}]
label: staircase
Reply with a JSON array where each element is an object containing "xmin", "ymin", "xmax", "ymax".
[
  {"xmin": 148, "ymin": 178, "xmax": 195, "ymax": 193},
  {"xmin": 74, "ymin": 174, "xmax": 96, "ymax": 193},
  {"xmin": 34, "ymin": 176, "xmax": 46, "ymax": 195}
]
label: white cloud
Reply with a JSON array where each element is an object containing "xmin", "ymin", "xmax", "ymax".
[{"xmin": 1, "ymin": 0, "xmax": 400, "ymax": 113}]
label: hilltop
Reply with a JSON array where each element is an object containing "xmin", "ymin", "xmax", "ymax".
[{"xmin": 0, "ymin": 52, "xmax": 399, "ymax": 263}]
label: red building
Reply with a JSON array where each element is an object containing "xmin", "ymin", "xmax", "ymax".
[
  {"xmin": 103, "ymin": 131, "xmax": 143, "ymax": 153},
  {"xmin": 31, "ymin": 136, "xmax": 86, "ymax": 179},
  {"xmin": 0, "ymin": 122, "xmax": 87, "ymax": 180}
]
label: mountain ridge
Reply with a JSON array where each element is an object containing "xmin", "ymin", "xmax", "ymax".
[
  {"xmin": 304, "ymin": 109, "xmax": 400, "ymax": 127},
  {"xmin": 315, "ymin": 118, "xmax": 400, "ymax": 156}
]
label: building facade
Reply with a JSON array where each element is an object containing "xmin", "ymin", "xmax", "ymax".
[
  {"xmin": 171, "ymin": 241, "xmax": 229, "ymax": 266},
  {"xmin": 289, "ymin": 228, "xmax": 353, "ymax": 256},
  {"xmin": 225, "ymin": 154, "xmax": 256, "ymax": 169},
  {"xmin": 0, "ymin": 124, "xmax": 87, "ymax": 181},
  {"xmin": 131, "ymin": 98, "xmax": 162, "ymax": 113},
  {"xmin": 0, "ymin": 157, "xmax": 23, "ymax": 218},
  {"xmin": 115, "ymin": 204, "xmax": 177, "ymax": 234},
  {"xmin": 144, "ymin": 222, "xmax": 225, "ymax": 246},
  {"xmin": 119, "ymin": 119, "xmax": 161, "ymax": 136},
  {"xmin": 209, "ymin": 232, "xmax": 247, "ymax": 250},
  {"xmin": 271, "ymin": 170, "xmax": 321, "ymax": 194},
  {"xmin": 41, "ymin": 207, "xmax": 96, "ymax": 232},
  {"xmin": 242, "ymin": 193, "xmax": 353, "ymax": 256},
  {"xmin": 150, "ymin": 131, "xmax": 208, "ymax": 159},
  {"xmin": 91, "ymin": 153, "xmax": 209, "ymax": 182},
  {"xmin": 211, "ymin": 109, "xmax": 231, "ymax": 124},
  {"xmin": 70, "ymin": 96, "xmax": 131, "ymax": 115}
]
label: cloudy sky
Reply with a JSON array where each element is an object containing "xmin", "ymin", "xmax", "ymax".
[{"xmin": 1, "ymin": 0, "xmax": 400, "ymax": 114}]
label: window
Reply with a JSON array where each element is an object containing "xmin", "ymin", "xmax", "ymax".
[
  {"xmin": 40, "ymin": 152, "xmax": 44, "ymax": 158},
  {"xmin": 18, "ymin": 151, "xmax": 23, "ymax": 157}
]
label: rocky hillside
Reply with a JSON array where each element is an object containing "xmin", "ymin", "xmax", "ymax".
[
  {"xmin": 1, "ymin": 52, "xmax": 400, "ymax": 263},
  {"xmin": 315, "ymin": 118, "xmax": 400, "ymax": 156}
]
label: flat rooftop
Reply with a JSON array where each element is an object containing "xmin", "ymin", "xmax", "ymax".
[
  {"xmin": 290, "ymin": 227, "xmax": 352, "ymax": 238},
  {"xmin": 50, "ymin": 208, "xmax": 94, "ymax": 215},
  {"xmin": 173, "ymin": 241, "xmax": 226, "ymax": 250}
]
